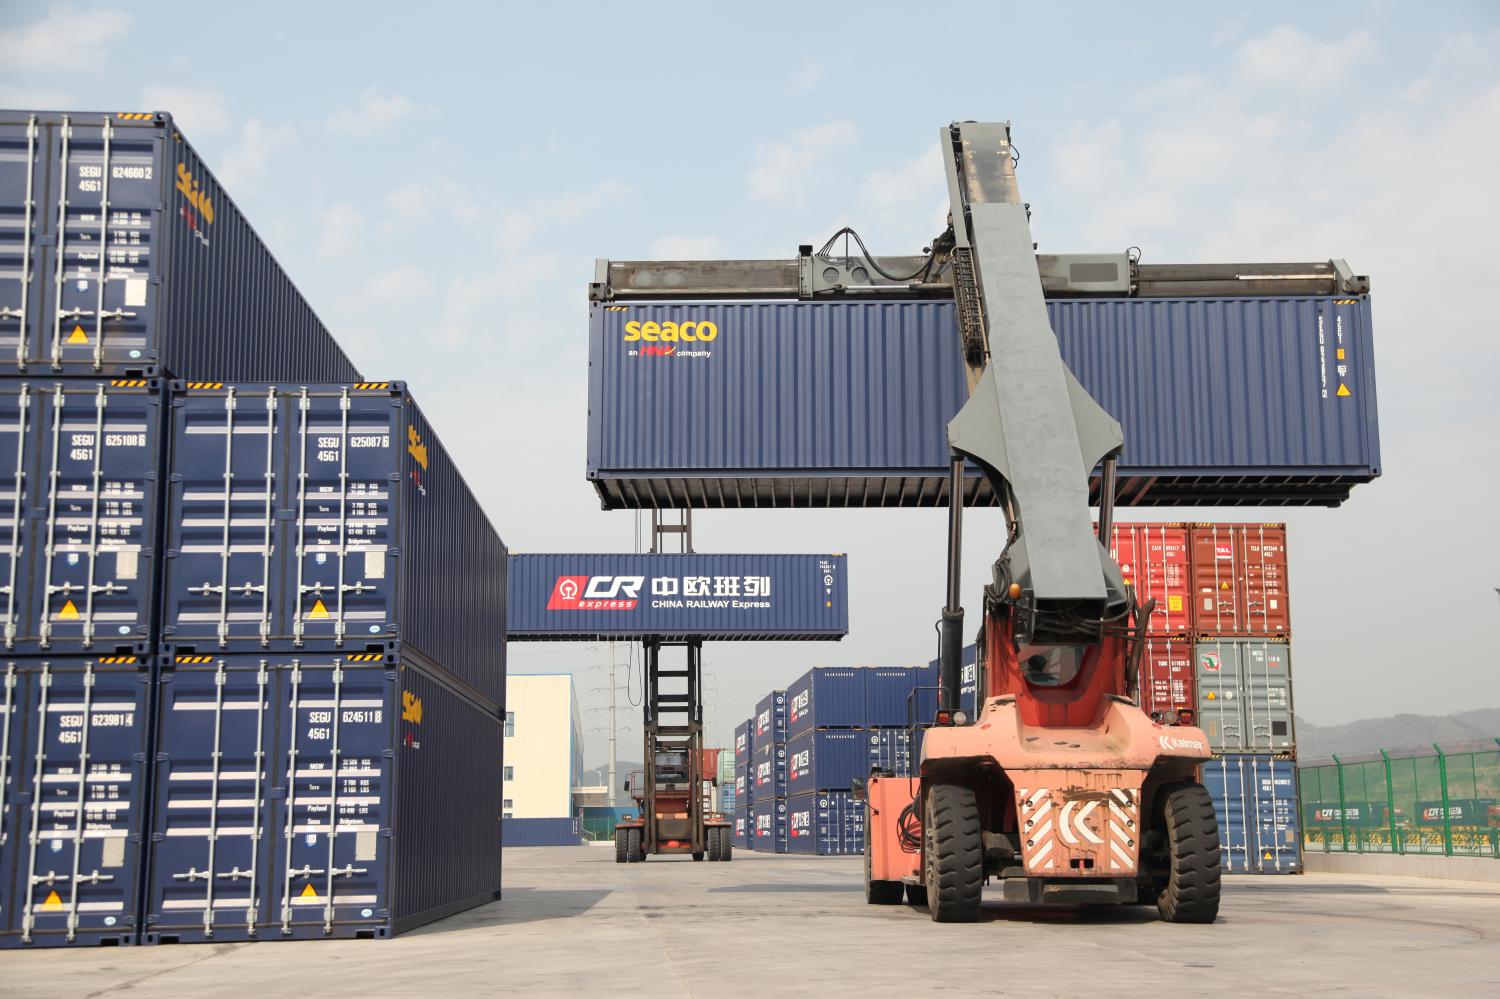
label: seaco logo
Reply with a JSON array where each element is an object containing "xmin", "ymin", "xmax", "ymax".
[
  {"xmin": 546, "ymin": 575, "xmax": 644, "ymax": 611},
  {"xmin": 790, "ymin": 689, "xmax": 809, "ymax": 718},
  {"xmin": 402, "ymin": 691, "xmax": 423, "ymax": 724},
  {"xmin": 624, "ymin": 319, "xmax": 718, "ymax": 343},
  {"xmin": 176, "ymin": 162, "xmax": 214, "ymax": 245}
]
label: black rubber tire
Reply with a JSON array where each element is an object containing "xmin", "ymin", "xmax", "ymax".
[
  {"xmin": 1156, "ymin": 783, "xmax": 1222, "ymax": 924},
  {"xmin": 925, "ymin": 783, "xmax": 983, "ymax": 923},
  {"xmin": 722, "ymin": 832, "xmax": 733, "ymax": 862},
  {"xmin": 627, "ymin": 827, "xmax": 644, "ymax": 863},
  {"xmin": 864, "ymin": 803, "xmax": 905, "ymax": 905},
  {"xmin": 614, "ymin": 828, "xmax": 628, "ymax": 864},
  {"xmin": 706, "ymin": 827, "xmax": 722, "ymax": 861},
  {"xmin": 905, "ymin": 882, "xmax": 928, "ymax": 907}
]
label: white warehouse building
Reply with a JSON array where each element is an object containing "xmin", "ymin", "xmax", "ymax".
[{"xmin": 504, "ymin": 673, "xmax": 584, "ymax": 818}]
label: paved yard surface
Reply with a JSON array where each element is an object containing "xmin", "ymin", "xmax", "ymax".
[{"xmin": 3, "ymin": 845, "xmax": 1498, "ymax": 997}]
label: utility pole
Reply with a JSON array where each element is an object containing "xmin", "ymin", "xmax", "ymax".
[{"xmin": 608, "ymin": 639, "xmax": 618, "ymax": 808}]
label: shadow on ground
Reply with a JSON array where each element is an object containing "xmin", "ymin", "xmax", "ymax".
[{"xmin": 408, "ymin": 888, "xmax": 612, "ymax": 932}]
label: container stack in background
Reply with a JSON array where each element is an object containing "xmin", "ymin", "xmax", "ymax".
[
  {"xmin": 716, "ymin": 749, "xmax": 736, "ymax": 814},
  {"xmin": 732, "ymin": 719, "xmax": 753, "ymax": 850},
  {"xmin": 0, "ymin": 110, "xmax": 508, "ymax": 949},
  {"xmin": 750, "ymin": 691, "xmax": 788, "ymax": 852}
]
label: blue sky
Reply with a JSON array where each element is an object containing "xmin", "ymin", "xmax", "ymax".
[{"xmin": 4, "ymin": 1, "xmax": 1498, "ymax": 764}]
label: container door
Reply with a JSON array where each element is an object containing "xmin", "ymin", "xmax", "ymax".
[
  {"xmin": 0, "ymin": 116, "xmax": 47, "ymax": 374},
  {"xmin": 0, "ymin": 662, "xmax": 24, "ymax": 937},
  {"xmin": 1135, "ymin": 524, "xmax": 1192, "ymax": 635},
  {"xmin": 144, "ymin": 659, "xmax": 274, "ymax": 943},
  {"xmin": 1191, "ymin": 525, "xmax": 1242, "ymax": 634},
  {"xmin": 1196, "ymin": 640, "xmax": 1246, "ymax": 752},
  {"xmin": 1246, "ymin": 759, "xmax": 1302, "ymax": 874},
  {"xmin": 1243, "ymin": 641, "xmax": 1295, "ymax": 753},
  {"xmin": 36, "ymin": 116, "xmax": 159, "ymax": 374},
  {"xmin": 0, "ymin": 387, "xmax": 28, "ymax": 653},
  {"xmin": 5, "ymin": 660, "xmax": 148, "ymax": 946},
  {"xmin": 1139, "ymin": 638, "xmax": 1194, "ymax": 720},
  {"xmin": 27, "ymin": 383, "xmax": 161, "ymax": 655},
  {"xmin": 161, "ymin": 386, "xmax": 281, "ymax": 649},
  {"xmin": 287, "ymin": 389, "xmax": 398, "ymax": 650},
  {"xmin": 1240, "ymin": 526, "xmax": 1289, "ymax": 635},
  {"xmin": 269, "ymin": 661, "xmax": 393, "ymax": 938},
  {"xmin": 1202, "ymin": 757, "xmax": 1252, "ymax": 874}
]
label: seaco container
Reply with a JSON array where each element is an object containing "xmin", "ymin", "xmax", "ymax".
[
  {"xmin": 0, "ymin": 656, "xmax": 152, "ymax": 948},
  {"xmin": 1203, "ymin": 755, "xmax": 1303, "ymax": 874},
  {"xmin": 0, "ymin": 379, "xmax": 166, "ymax": 656},
  {"xmin": 142, "ymin": 653, "xmax": 503, "ymax": 943},
  {"xmin": 734, "ymin": 718, "xmax": 754, "ymax": 769},
  {"xmin": 786, "ymin": 791, "xmax": 865, "ymax": 856},
  {"xmin": 587, "ymin": 298, "xmax": 1380, "ymax": 509},
  {"xmin": 1195, "ymin": 638, "xmax": 1295, "ymax": 753},
  {"xmin": 158, "ymin": 382, "xmax": 507, "ymax": 709},
  {"xmin": 754, "ymin": 690, "xmax": 786, "ymax": 745},
  {"xmin": 1105, "ymin": 523, "xmax": 1193, "ymax": 636},
  {"xmin": 753, "ymin": 742, "xmax": 787, "ymax": 799},
  {"xmin": 786, "ymin": 729, "xmax": 866, "ymax": 797},
  {"xmin": 502, "ymin": 817, "xmax": 581, "ymax": 847},
  {"xmin": 1138, "ymin": 638, "xmax": 1196, "ymax": 721},
  {"xmin": 786, "ymin": 666, "xmax": 864, "ymax": 737},
  {"xmin": 506, "ymin": 553, "xmax": 847, "ymax": 641},
  {"xmin": 751, "ymin": 797, "xmax": 787, "ymax": 854},
  {"xmin": 732, "ymin": 810, "xmax": 750, "ymax": 851},
  {"xmin": 1190, "ymin": 523, "xmax": 1290, "ymax": 636},
  {"xmin": 0, "ymin": 111, "xmax": 359, "ymax": 382}
]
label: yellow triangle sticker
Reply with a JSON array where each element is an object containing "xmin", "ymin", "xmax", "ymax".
[
  {"xmin": 59, "ymin": 599, "xmax": 80, "ymax": 620},
  {"xmin": 1336, "ymin": 383, "xmax": 1351, "ymax": 397},
  {"xmin": 300, "ymin": 883, "xmax": 318, "ymax": 899},
  {"xmin": 309, "ymin": 598, "xmax": 330, "ymax": 620},
  {"xmin": 42, "ymin": 889, "xmax": 63, "ymax": 910},
  {"xmin": 68, "ymin": 324, "xmax": 88, "ymax": 344}
]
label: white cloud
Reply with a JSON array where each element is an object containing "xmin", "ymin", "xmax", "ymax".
[
  {"xmin": 360, "ymin": 264, "xmax": 432, "ymax": 304},
  {"xmin": 497, "ymin": 179, "xmax": 631, "ymax": 254},
  {"xmin": 649, "ymin": 235, "xmax": 728, "ymax": 259},
  {"xmin": 217, "ymin": 117, "xmax": 297, "ymax": 188},
  {"xmin": 1237, "ymin": 26, "xmax": 1376, "ymax": 89},
  {"xmin": 141, "ymin": 85, "xmax": 230, "ymax": 134},
  {"xmin": 785, "ymin": 56, "xmax": 825, "ymax": 97},
  {"xmin": 0, "ymin": 83, "xmax": 73, "ymax": 108},
  {"xmin": 747, "ymin": 121, "xmax": 856, "ymax": 209},
  {"xmin": 385, "ymin": 180, "xmax": 435, "ymax": 225},
  {"xmin": 314, "ymin": 204, "xmax": 364, "ymax": 260},
  {"xmin": 326, "ymin": 88, "xmax": 417, "ymax": 136},
  {"xmin": 0, "ymin": 5, "xmax": 130, "ymax": 75}
]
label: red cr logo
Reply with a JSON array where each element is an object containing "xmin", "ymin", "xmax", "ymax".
[{"xmin": 547, "ymin": 575, "xmax": 644, "ymax": 610}]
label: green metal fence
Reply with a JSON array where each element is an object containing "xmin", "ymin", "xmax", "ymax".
[{"xmin": 1299, "ymin": 740, "xmax": 1500, "ymax": 857}]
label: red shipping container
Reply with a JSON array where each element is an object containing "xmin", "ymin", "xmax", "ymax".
[
  {"xmin": 1106, "ymin": 523, "xmax": 1193, "ymax": 636},
  {"xmin": 1189, "ymin": 523, "xmax": 1290, "ymax": 636},
  {"xmin": 1137, "ymin": 637, "xmax": 1196, "ymax": 720}
]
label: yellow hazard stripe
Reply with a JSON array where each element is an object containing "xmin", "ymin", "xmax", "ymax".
[
  {"xmin": 352, "ymin": 382, "xmax": 390, "ymax": 390},
  {"xmin": 110, "ymin": 379, "xmax": 148, "ymax": 387},
  {"xmin": 116, "ymin": 112, "xmax": 153, "ymax": 120},
  {"xmin": 1334, "ymin": 298, "xmax": 1358, "ymax": 305},
  {"xmin": 184, "ymin": 382, "xmax": 224, "ymax": 390},
  {"xmin": 345, "ymin": 653, "xmax": 384, "ymax": 661},
  {"xmin": 606, "ymin": 306, "xmax": 628, "ymax": 311},
  {"xmin": 175, "ymin": 655, "xmax": 214, "ymax": 663},
  {"xmin": 97, "ymin": 655, "xmax": 138, "ymax": 664}
]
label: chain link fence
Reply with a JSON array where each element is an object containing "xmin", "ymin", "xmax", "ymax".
[{"xmin": 1299, "ymin": 740, "xmax": 1500, "ymax": 857}]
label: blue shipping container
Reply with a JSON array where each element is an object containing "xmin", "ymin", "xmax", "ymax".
[
  {"xmin": 753, "ymin": 743, "xmax": 786, "ymax": 799},
  {"xmin": 159, "ymin": 382, "xmax": 508, "ymax": 710},
  {"xmin": 786, "ymin": 791, "xmax": 865, "ymax": 856},
  {"xmin": 0, "ymin": 380, "xmax": 166, "ymax": 656},
  {"xmin": 719, "ymin": 785, "xmax": 736, "ymax": 813},
  {"xmin": 734, "ymin": 718, "xmax": 754, "ymax": 769},
  {"xmin": 142, "ymin": 654, "xmax": 503, "ymax": 943},
  {"xmin": 786, "ymin": 667, "xmax": 864, "ymax": 737},
  {"xmin": 502, "ymin": 818, "xmax": 581, "ymax": 847},
  {"xmin": 865, "ymin": 666, "xmax": 927, "ymax": 729},
  {"xmin": 506, "ymin": 554, "xmax": 847, "ymax": 641},
  {"xmin": 921, "ymin": 645, "xmax": 981, "ymax": 718},
  {"xmin": 787, "ymin": 729, "xmax": 866, "ymax": 796},
  {"xmin": 1203, "ymin": 755, "xmax": 1303, "ymax": 875},
  {"xmin": 867, "ymin": 728, "xmax": 920, "ymax": 777},
  {"xmin": 734, "ymin": 763, "xmax": 753, "ymax": 812},
  {"xmin": 0, "ymin": 657, "xmax": 151, "ymax": 948},
  {"xmin": 754, "ymin": 690, "xmax": 786, "ymax": 745},
  {"xmin": 751, "ymin": 798, "xmax": 787, "ymax": 854},
  {"xmin": 0, "ymin": 111, "xmax": 359, "ymax": 382},
  {"xmin": 732, "ymin": 810, "xmax": 750, "ymax": 851},
  {"xmin": 587, "ymin": 298, "xmax": 1380, "ymax": 508}
]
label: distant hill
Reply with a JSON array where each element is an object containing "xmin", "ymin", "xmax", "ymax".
[{"xmin": 1296, "ymin": 709, "xmax": 1500, "ymax": 760}]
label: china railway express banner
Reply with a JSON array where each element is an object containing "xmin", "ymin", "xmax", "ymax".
[{"xmin": 506, "ymin": 553, "xmax": 847, "ymax": 640}]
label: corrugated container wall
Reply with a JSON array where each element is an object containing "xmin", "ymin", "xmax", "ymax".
[
  {"xmin": 866, "ymin": 666, "xmax": 927, "ymax": 728},
  {"xmin": 142, "ymin": 654, "xmax": 503, "ymax": 943},
  {"xmin": 1105, "ymin": 523, "xmax": 1193, "ymax": 636},
  {"xmin": 0, "ymin": 112, "xmax": 359, "ymax": 382},
  {"xmin": 506, "ymin": 553, "xmax": 847, "ymax": 641},
  {"xmin": 0, "ymin": 380, "xmax": 166, "ymax": 656},
  {"xmin": 1191, "ymin": 524, "xmax": 1291, "ymax": 635},
  {"xmin": 786, "ymin": 792, "xmax": 864, "ymax": 856},
  {"xmin": 1196, "ymin": 638, "xmax": 1296, "ymax": 753},
  {"xmin": 158, "ymin": 383, "xmax": 507, "ymax": 709},
  {"xmin": 1203, "ymin": 755, "xmax": 1303, "ymax": 874},
  {"xmin": 753, "ymin": 741, "xmax": 787, "ymax": 798},
  {"xmin": 734, "ymin": 719, "xmax": 754, "ymax": 769},
  {"xmin": 787, "ymin": 729, "xmax": 866, "ymax": 796},
  {"xmin": 732, "ymin": 812, "xmax": 750, "ymax": 851},
  {"xmin": 1139, "ymin": 638, "xmax": 1196, "ymax": 721},
  {"xmin": 786, "ymin": 667, "xmax": 865, "ymax": 737},
  {"xmin": 501, "ymin": 818, "xmax": 582, "ymax": 847},
  {"xmin": 752, "ymin": 798, "xmax": 787, "ymax": 854},
  {"xmin": 587, "ymin": 298, "xmax": 1379, "ymax": 508},
  {"xmin": 0, "ymin": 656, "xmax": 152, "ymax": 948},
  {"xmin": 754, "ymin": 690, "xmax": 786, "ymax": 745}
]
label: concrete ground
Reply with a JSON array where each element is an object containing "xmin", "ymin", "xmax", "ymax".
[{"xmin": 4, "ymin": 844, "xmax": 1499, "ymax": 998}]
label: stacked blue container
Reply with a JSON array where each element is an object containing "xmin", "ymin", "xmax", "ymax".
[{"xmin": 786, "ymin": 667, "xmax": 872, "ymax": 855}]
